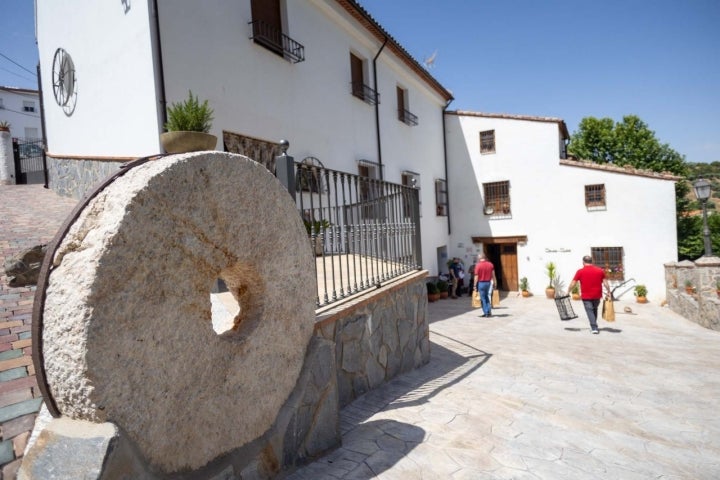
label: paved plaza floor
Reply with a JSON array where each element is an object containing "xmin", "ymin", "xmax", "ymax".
[{"xmin": 286, "ymin": 294, "xmax": 720, "ymax": 479}]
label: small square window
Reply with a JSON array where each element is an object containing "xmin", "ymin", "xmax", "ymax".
[
  {"xmin": 480, "ymin": 130, "xmax": 495, "ymax": 154},
  {"xmin": 483, "ymin": 180, "xmax": 511, "ymax": 217},
  {"xmin": 23, "ymin": 100, "xmax": 36, "ymax": 112},
  {"xmin": 585, "ymin": 184, "xmax": 606, "ymax": 209}
]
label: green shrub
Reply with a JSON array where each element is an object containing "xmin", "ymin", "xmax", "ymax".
[
  {"xmin": 165, "ymin": 90, "xmax": 214, "ymax": 133},
  {"xmin": 634, "ymin": 284, "xmax": 648, "ymax": 297}
]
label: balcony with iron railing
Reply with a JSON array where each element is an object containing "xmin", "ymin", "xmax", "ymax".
[
  {"xmin": 249, "ymin": 20, "xmax": 305, "ymax": 63},
  {"xmin": 351, "ymin": 82, "xmax": 380, "ymax": 105},
  {"xmin": 398, "ymin": 108, "xmax": 418, "ymax": 126}
]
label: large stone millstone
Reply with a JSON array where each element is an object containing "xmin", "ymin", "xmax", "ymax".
[{"xmin": 40, "ymin": 152, "xmax": 316, "ymax": 472}]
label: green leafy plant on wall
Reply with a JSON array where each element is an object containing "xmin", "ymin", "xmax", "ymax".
[{"xmin": 165, "ymin": 90, "xmax": 214, "ymax": 133}]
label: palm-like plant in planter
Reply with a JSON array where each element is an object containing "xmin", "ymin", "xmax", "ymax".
[
  {"xmin": 545, "ymin": 262, "xmax": 557, "ymax": 298},
  {"xmin": 0, "ymin": 121, "xmax": 10, "ymax": 132},
  {"xmin": 161, "ymin": 90, "xmax": 217, "ymax": 153}
]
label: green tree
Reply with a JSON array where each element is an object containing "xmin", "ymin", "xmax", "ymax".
[{"xmin": 568, "ymin": 115, "xmax": 687, "ymax": 176}]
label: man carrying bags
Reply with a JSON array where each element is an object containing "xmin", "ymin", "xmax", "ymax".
[{"xmin": 567, "ymin": 255, "xmax": 611, "ymax": 334}]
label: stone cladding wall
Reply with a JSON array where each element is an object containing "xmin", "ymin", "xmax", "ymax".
[
  {"xmin": 46, "ymin": 157, "xmax": 123, "ymax": 200},
  {"xmin": 665, "ymin": 256, "xmax": 720, "ymax": 331},
  {"xmin": 314, "ymin": 273, "xmax": 430, "ymax": 408}
]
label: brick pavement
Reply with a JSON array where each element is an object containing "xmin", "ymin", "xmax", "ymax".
[{"xmin": 0, "ymin": 185, "xmax": 77, "ymax": 479}]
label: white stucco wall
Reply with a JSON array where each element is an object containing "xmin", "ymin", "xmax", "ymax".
[
  {"xmin": 446, "ymin": 113, "xmax": 678, "ymax": 303},
  {"xmin": 36, "ymin": 0, "xmax": 162, "ymax": 157},
  {"xmin": 0, "ymin": 88, "xmax": 42, "ymax": 139},
  {"xmin": 157, "ymin": 0, "xmax": 451, "ymax": 274}
]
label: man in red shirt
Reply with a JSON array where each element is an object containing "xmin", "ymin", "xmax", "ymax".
[
  {"xmin": 474, "ymin": 255, "xmax": 497, "ymax": 317},
  {"xmin": 567, "ymin": 255, "xmax": 610, "ymax": 334}
]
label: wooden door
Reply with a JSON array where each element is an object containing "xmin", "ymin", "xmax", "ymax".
[
  {"xmin": 485, "ymin": 243, "xmax": 518, "ymax": 291},
  {"xmin": 500, "ymin": 244, "xmax": 518, "ymax": 291}
]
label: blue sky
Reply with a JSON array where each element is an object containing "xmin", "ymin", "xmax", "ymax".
[{"xmin": 2, "ymin": 0, "xmax": 718, "ymax": 163}]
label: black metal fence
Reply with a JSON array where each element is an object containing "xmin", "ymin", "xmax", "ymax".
[
  {"xmin": 12, "ymin": 138, "xmax": 45, "ymax": 185},
  {"xmin": 275, "ymin": 150, "xmax": 422, "ymax": 309}
]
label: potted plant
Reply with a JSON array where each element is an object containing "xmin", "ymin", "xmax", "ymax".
[
  {"xmin": 426, "ymin": 282, "xmax": 440, "ymax": 302},
  {"xmin": 684, "ymin": 280, "xmax": 694, "ymax": 294},
  {"xmin": 161, "ymin": 90, "xmax": 217, "ymax": 153},
  {"xmin": 0, "ymin": 121, "xmax": 10, "ymax": 132},
  {"xmin": 304, "ymin": 218, "xmax": 331, "ymax": 256},
  {"xmin": 545, "ymin": 262, "xmax": 557, "ymax": 299},
  {"xmin": 519, "ymin": 277, "xmax": 530, "ymax": 297},
  {"xmin": 436, "ymin": 280, "xmax": 449, "ymax": 299},
  {"xmin": 570, "ymin": 283, "xmax": 581, "ymax": 300},
  {"xmin": 634, "ymin": 284, "xmax": 648, "ymax": 303}
]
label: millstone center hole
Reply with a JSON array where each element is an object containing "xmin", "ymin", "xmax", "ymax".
[
  {"xmin": 210, "ymin": 278, "xmax": 239, "ymax": 335},
  {"xmin": 209, "ymin": 263, "xmax": 264, "ymax": 338}
]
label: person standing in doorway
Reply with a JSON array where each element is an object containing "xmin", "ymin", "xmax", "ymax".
[
  {"xmin": 567, "ymin": 255, "xmax": 610, "ymax": 334},
  {"xmin": 474, "ymin": 255, "xmax": 497, "ymax": 317},
  {"xmin": 449, "ymin": 257, "xmax": 462, "ymax": 299}
]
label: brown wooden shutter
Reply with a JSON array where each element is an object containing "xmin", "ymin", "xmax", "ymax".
[{"xmin": 251, "ymin": 0, "xmax": 281, "ymax": 30}]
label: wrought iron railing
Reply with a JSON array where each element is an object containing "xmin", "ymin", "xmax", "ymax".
[
  {"xmin": 398, "ymin": 108, "xmax": 418, "ymax": 126},
  {"xmin": 276, "ymin": 152, "xmax": 421, "ymax": 309},
  {"xmin": 350, "ymin": 82, "xmax": 380, "ymax": 105},
  {"xmin": 249, "ymin": 20, "xmax": 305, "ymax": 63}
]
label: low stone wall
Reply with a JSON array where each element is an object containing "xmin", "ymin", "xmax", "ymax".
[
  {"xmin": 315, "ymin": 272, "xmax": 430, "ymax": 408},
  {"xmin": 46, "ymin": 156, "xmax": 124, "ymax": 199},
  {"xmin": 665, "ymin": 256, "xmax": 720, "ymax": 331}
]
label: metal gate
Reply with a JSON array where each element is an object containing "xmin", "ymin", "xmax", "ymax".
[{"xmin": 12, "ymin": 138, "xmax": 45, "ymax": 184}]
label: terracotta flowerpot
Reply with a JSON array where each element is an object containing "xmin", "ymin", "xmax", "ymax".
[
  {"xmin": 685, "ymin": 287, "xmax": 694, "ymax": 294},
  {"xmin": 440, "ymin": 291, "xmax": 449, "ymax": 299},
  {"xmin": 521, "ymin": 290, "xmax": 530, "ymax": 298},
  {"xmin": 428, "ymin": 293, "xmax": 440, "ymax": 303},
  {"xmin": 545, "ymin": 288, "xmax": 555, "ymax": 299},
  {"xmin": 636, "ymin": 296, "xmax": 647, "ymax": 304},
  {"xmin": 571, "ymin": 293, "xmax": 581, "ymax": 301},
  {"xmin": 160, "ymin": 131, "xmax": 217, "ymax": 153}
]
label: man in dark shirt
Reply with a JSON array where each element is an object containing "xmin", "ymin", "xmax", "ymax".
[{"xmin": 568, "ymin": 255, "xmax": 610, "ymax": 334}]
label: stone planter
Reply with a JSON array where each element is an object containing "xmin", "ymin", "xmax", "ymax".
[{"xmin": 160, "ymin": 131, "xmax": 217, "ymax": 153}]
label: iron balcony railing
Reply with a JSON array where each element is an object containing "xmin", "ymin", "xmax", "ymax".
[
  {"xmin": 398, "ymin": 108, "xmax": 418, "ymax": 126},
  {"xmin": 276, "ymin": 154, "xmax": 421, "ymax": 309},
  {"xmin": 249, "ymin": 20, "xmax": 305, "ymax": 63},
  {"xmin": 351, "ymin": 82, "xmax": 380, "ymax": 105}
]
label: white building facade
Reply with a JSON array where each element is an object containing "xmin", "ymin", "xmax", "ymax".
[
  {"xmin": 35, "ymin": 0, "xmax": 453, "ymax": 272},
  {"xmin": 35, "ymin": 1, "xmax": 679, "ymax": 291},
  {"xmin": 0, "ymin": 87, "xmax": 42, "ymax": 140},
  {"xmin": 445, "ymin": 111, "xmax": 679, "ymax": 303}
]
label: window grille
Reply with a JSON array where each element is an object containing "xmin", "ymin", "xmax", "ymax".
[
  {"xmin": 585, "ymin": 184, "xmax": 606, "ymax": 208},
  {"xmin": 480, "ymin": 130, "xmax": 495, "ymax": 154},
  {"xmin": 591, "ymin": 247, "xmax": 624, "ymax": 281},
  {"xmin": 402, "ymin": 171, "xmax": 420, "ymax": 218},
  {"xmin": 435, "ymin": 179, "xmax": 447, "ymax": 216},
  {"xmin": 483, "ymin": 181, "xmax": 511, "ymax": 217}
]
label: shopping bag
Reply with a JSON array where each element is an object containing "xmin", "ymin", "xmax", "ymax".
[
  {"xmin": 492, "ymin": 289, "xmax": 500, "ymax": 308},
  {"xmin": 471, "ymin": 290, "xmax": 481, "ymax": 308},
  {"xmin": 602, "ymin": 298, "xmax": 615, "ymax": 322}
]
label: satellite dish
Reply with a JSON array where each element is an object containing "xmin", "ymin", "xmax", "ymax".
[{"xmin": 423, "ymin": 50, "xmax": 437, "ymax": 69}]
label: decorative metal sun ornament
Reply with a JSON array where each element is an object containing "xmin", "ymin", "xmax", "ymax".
[{"xmin": 52, "ymin": 48, "xmax": 77, "ymax": 116}]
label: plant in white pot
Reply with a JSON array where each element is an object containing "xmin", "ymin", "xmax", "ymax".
[{"xmin": 161, "ymin": 90, "xmax": 217, "ymax": 153}]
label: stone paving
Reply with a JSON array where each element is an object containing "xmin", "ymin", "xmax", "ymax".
[
  {"xmin": 0, "ymin": 185, "xmax": 77, "ymax": 478},
  {"xmin": 285, "ymin": 294, "xmax": 720, "ymax": 479}
]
